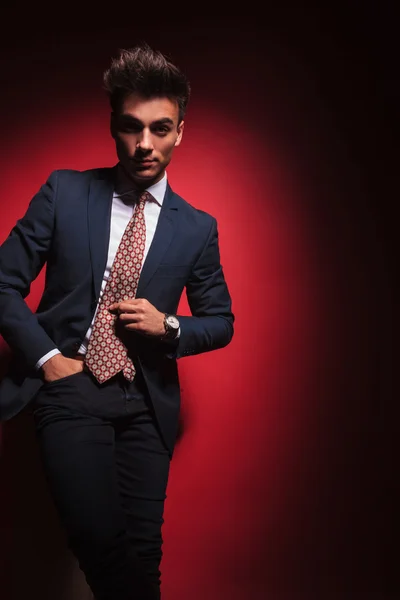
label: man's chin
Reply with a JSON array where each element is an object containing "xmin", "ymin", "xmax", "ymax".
[
  {"xmin": 132, "ymin": 170, "xmax": 155, "ymax": 179},
  {"xmin": 129, "ymin": 168, "xmax": 163, "ymax": 185}
]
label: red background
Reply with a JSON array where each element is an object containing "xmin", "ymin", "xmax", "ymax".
[{"xmin": 0, "ymin": 6, "xmax": 394, "ymax": 600}]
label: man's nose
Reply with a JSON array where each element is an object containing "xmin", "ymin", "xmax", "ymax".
[{"xmin": 136, "ymin": 130, "xmax": 153, "ymax": 151}]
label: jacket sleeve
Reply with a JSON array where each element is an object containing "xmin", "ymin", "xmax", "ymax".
[
  {"xmin": 0, "ymin": 172, "xmax": 58, "ymax": 367},
  {"xmin": 175, "ymin": 217, "xmax": 234, "ymax": 358}
]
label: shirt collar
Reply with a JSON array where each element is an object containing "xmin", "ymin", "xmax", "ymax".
[
  {"xmin": 114, "ymin": 164, "xmax": 167, "ymax": 206},
  {"xmin": 145, "ymin": 173, "xmax": 167, "ymax": 206}
]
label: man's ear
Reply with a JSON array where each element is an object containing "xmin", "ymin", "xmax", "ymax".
[{"xmin": 175, "ymin": 120, "xmax": 184, "ymax": 147}]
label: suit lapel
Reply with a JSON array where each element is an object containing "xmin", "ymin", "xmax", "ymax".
[
  {"xmin": 136, "ymin": 183, "xmax": 179, "ymax": 296},
  {"xmin": 88, "ymin": 173, "xmax": 179, "ymax": 300},
  {"xmin": 87, "ymin": 168, "xmax": 115, "ymax": 301}
]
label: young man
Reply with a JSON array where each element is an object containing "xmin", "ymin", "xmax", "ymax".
[{"xmin": 0, "ymin": 44, "xmax": 234, "ymax": 599}]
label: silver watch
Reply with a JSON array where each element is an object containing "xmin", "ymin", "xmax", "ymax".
[{"xmin": 163, "ymin": 314, "xmax": 180, "ymax": 340}]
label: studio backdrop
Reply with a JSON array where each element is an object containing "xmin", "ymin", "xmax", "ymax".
[{"xmin": 0, "ymin": 13, "xmax": 390, "ymax": 600}]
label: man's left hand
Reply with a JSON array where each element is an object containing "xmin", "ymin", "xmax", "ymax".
[{"xmin": 109, "ymin": 298, "xmax": 166, "ymax": 337}]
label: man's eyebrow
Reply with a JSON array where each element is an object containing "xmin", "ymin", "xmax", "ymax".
[
  {"xmin": 118, "ymin": 116, "xmax": 174, "ymax": 126},
  {"xmin": 152, "ymin": 118, "xmax": 174, "ymax": 126},
  {"xmin": 119, "ymin": 115, "xmax": 143, "ymax": 123}
]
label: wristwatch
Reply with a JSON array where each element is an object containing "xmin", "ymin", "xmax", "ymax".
[{"xmin": 163, "ymin": 314, "xmax": 180, "ymax": 340}]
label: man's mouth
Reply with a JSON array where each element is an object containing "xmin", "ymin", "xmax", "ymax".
[{"xmin": 134, "ymin": 158, "xmax": 155, "ymax": 166}]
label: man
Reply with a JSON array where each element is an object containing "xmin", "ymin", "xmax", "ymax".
[{"xmin": 0, "ymin": 44, "xmax": 234, "ymax": 599}]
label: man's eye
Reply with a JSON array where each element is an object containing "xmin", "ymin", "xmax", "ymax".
[
  {"xmin": 118, "ymin": 121, "xmax": 141, "ymax": 133},
  {"xmin": 121, "ymin": 125, "xmax": 141, "ymax": 133},
  {"xmin": 154, "ymin": 127, "xmax": 169, "ymax": 134}
]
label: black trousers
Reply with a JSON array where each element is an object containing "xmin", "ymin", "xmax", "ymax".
[{"xmin": 32, "ymin": 368, "xmax": 171, "ymax": 600}]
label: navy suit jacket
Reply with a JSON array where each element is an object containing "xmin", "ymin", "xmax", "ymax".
[{"xmin": 0, "ymin": 167, "xmax": 234, "ymax": 454}]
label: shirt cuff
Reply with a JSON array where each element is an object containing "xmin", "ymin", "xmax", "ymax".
[{"xmin": 35, "ymin": 349, "xmax": 62, "ymax": 370}]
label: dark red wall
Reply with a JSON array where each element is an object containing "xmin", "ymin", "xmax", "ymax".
[{"xmin": 0, "ymin": 6, "xmax": 394, "ymax": 600}]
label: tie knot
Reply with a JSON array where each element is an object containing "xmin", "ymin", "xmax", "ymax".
[{"xmin": 138, "ymin": 190, "xmax": 152, "ymax": 205}]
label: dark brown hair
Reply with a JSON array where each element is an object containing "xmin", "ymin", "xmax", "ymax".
[{"xmin": 103, "ymin": 43, "xmax": 191, "ymax": 123}]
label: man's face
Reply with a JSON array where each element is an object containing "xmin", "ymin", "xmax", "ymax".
[{"xmin": 111, "ymin": 92, "xmax": 184, "ymax": 187}]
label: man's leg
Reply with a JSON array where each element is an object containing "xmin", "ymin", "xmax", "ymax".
[
  {"xmin": 32, "ymin": 372, "xmax": 158, "ymax": 600},
  {"xmin": 114, "ymin": 412, "xmax": 171, "ymax": 599}
]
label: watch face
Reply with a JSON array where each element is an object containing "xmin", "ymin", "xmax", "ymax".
[{"xmin": 166, "ymin": 315, "xmax": 179, "ymax": 329}]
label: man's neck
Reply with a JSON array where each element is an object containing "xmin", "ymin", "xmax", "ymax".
[{"xmin": 116, "ymin": 163, "xmax": 166, "ymax": 194}]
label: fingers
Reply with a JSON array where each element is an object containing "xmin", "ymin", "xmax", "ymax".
[
  {"xmin": 109, "ymin": 298, "xmax": 148, "ymax": 314},
  {"xmin": 124, "ymin": 322, "xmax": 148, "ymax": 333},
  {"xmin": 107, "ymin": 299, "xmax": 163, "ymax": 336},
  {"xmin": 118, "ymin": 311, "xmax": 141, "ymax": 322}
]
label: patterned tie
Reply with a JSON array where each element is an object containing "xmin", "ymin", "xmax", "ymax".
[{"xmin": 85, "ymin": 191, "xmax": 150, "ymax": 383}]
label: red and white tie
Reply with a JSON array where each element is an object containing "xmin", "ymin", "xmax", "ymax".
[{"xmin": 85, "ymin": 191, "xmax": 150, "ymax": 383}]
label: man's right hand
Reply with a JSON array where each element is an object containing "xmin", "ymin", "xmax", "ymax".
[{"xmin": 41, "ymin": 354, "xmax": 84, "ymax": 383}]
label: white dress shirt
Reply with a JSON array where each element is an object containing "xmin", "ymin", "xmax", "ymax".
[{"xmin": 36, "ymin": 171, "xmax": 170, "ymax": 369}]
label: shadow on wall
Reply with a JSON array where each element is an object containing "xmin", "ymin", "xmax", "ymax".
[{"xmin": 0, "ymin": 346, "xmax": 186, "ymax": 600}]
